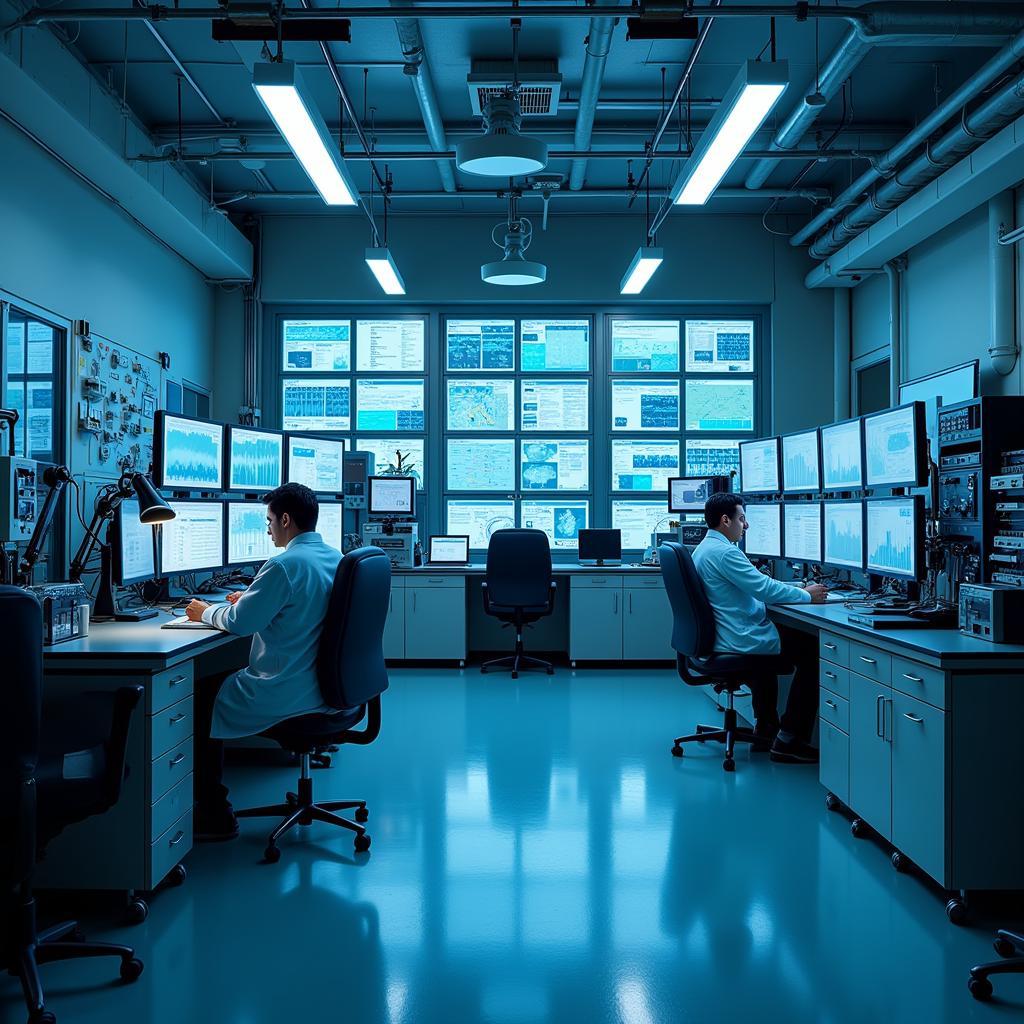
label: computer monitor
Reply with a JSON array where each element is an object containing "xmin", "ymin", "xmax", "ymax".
[
  {"xmin": 111, "ymin": 499, "xmax": 157, "ymax": 585},
  {"xmin": 286, "ymin": 434, "xmax": 345, "ymax": 493},
  {"xmin": 317, "ymin": 501, "xmax": 344, "ymax": 552},
  {"xmin": 225, "ymin": 500, "xmax": 278, "ymax": 566},
  {"xmin": 158, "ymin": 500, "xmax": 225, "ymax": 576},
  {"xmin": 154, "ymin": 412, "xmax": 225, "ymax": 492},
  {"xmin": 578, "ymin": 528, "xmax": 622, "ymax": 565},
  {"xmin": 225, "ymin": 425, "xmax": 284, "ymax": 493},
  {"xmin": 863, "ymin": 402, "xmax": 927, "ymax": 489},
  {"xmin": 739, "ymin": 437, "xmax": 781, "ymax": 494},
  {"xmin": 429, "ymin": 535, "xmax": 470, "ymax": 565},
  {"xmin": 823, "ymin": 500, "xmax": 865, "ymax": 571},
  {"xmin": 367, "ymin": 476, "xmax": 415, "ymax": 516},
  {"xmin": 783, "ymin": 502, "xmax": 822, "ymax": 563},
  {"xmin": 743, "ymin": 503, "xmax": 782, "ymax": 559},
  {"xmin": 865, "ymin": 496, "xmax": 923, "ymax": 580},
  {"xmin": 668, "ymin": 476, "xmax": 726, "ymax": 513},
  {"xmin": 781, "ymin": 429, "xmax": 821, "ymax": 494},
  {"xmin": 820, "ymin": 416, "xmax": 864, "ymax": 491}
]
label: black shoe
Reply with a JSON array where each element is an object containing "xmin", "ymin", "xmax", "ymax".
[
  {"xmin": 770, "ymin": 736, "xmax": 819, "ymax": 764},
  {"xmin": 196, "ymin": 804, "xmax": 239, "ymax": 842},
  {"xmin": 752, "ymin": 723, "xmax": 779, "ymax": 753}
]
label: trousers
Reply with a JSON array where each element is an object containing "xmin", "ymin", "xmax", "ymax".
[
  {"xmin": 744, "ymin": 623, "xmax": 820, "ymax": 741},
  {"xmin": 194, "ymin": 670, "xmax": 233, "ymax": 812}
]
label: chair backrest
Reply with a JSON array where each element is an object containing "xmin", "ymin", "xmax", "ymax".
[
  {"xmin": 485, "ymin": 529, "xmax": 552, "ymax": 607},
  {"xmin": 658, "ymin": 542, "xmax": 716, "ymax": 658},
  {"xmin": 317, "ymin": 546, "xmax": 392, "ymax": 710}
]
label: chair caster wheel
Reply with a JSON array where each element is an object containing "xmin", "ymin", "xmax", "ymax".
[
  {"xmin": 120, "ymin": 957, "xmax": 145, "ymax": 983},
  {"xmin": 891, "ymin": 850, "xmax": 908, "ymax": 873},
  {"xmin": 30, "ymin": 1011, "xmax": 56, "ymax": 1024},
  {"xmin": 824, "ymin": 792, "xmax": 840, "ymax": 812},
  {"xmin": 671, "ymin": 745, "xmax": 683, "ymax": 758},
  {"xmin": 168, "ymin": 863, "xmax": 187, "ymax": 886},
  {"xmin": 994, "ymin": 936, "xmax": 1017, "ymax": 957},
  {"xmin": 354, "ymin": 833, "xmax": 371, "ymax": 853},
  {"xmin": 355, "ymin": 807, "xmax": 369, "ymax": 824},
  {"xmin": 850, "ymin": 818, "xmax": 866, "ymax": 838},
  {"xmin": 286, "ymin": 792, "xmax": 298, "ymax": 807},
  {"xmin": 126, "ymin": 899, "xmax": 149, "ymax": 924},
  {"xmin": 723, "ymin": 758, "xmax": 735, "ymax": 772},
  {"xmin": 968, "ymin": 976, "xmax": 993, "ymax": 1001},
  {"xmin": 263, "ymin": 845, "xmax": 281, "ymax": 864},
  {"xmin": 946, "ymin": 898, "xmax": 967, "ymax": 925}
]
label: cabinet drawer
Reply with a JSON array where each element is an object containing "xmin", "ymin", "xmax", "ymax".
[
  {"xmin": 151, "ymin": 738, "xmax": 193, "ymax": 803},
  {"xmin": 819, "ymin": 662, "xmax": 850, "ymax": 700},
  {"xmin": 850, "ymin": 642, "xmax": 891, "ymax": 684},
  {"xmin": 150, "ymin": 774, "xmax": 193, "ymax": 842},
  {"xmin": 405, "ymin": 575, "xmax": 464, "ymax": 588},
  {"xmin": 150, "ymin": 809, "xmax": 192, "ymax": 888},
  {"xmin": 819, "ymin": 633, "xmax": 850, "ymax": 667},
  {"xmin": 571, "ymin": 575, "xmax": 622, "ymax": 589},
  {"xmin": 891, "ymin": 657, "xmax": 947, "ymax": 710},
  {"xmin": 624, "ymin": 575, "xmax": 664, "ymax": 589},
  {"xmin": 150, "ymin": 663, "xmax": 194, "ymax": 715},
  {"xmin": 820, "ymin": 688, "xmax": 850, "ymax": 733},
  {"xmin": 151, "ymin": 696, "xmax": 194, "ymax": 759},
  {"xmin": 819, "ymin": 721, "xmax": 849, "ymax": 806}
]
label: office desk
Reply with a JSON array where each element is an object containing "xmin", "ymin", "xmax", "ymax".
[
  {"xmin": 38, "ymin": 614, "xmax": 249, "ymax": 921},
  {"xmin": 768, "ymin": 602, "xmax": 1024, "ymax": 918}
]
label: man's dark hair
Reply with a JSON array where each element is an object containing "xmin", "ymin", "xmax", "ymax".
[
  {"xmin": 263, "ymin": 482, "xmax": 319, "ymax": 532},
  {"xmin": 704, "ymin": 492, "xmax": 744, "ymax": 529}
]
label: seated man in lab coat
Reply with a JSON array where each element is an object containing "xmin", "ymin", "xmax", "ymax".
[
  {"xmin": 691, "ymin": 493, "xmax": 827, "ymax": 765},
  {"xmin": 185, "ymin": 482, "xmax": 342, "ymax": 840}
]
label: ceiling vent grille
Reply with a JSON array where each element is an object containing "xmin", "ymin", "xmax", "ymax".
[{"xmin": 468, "ymin": 60, "xmax": 562, "ymax": 116}]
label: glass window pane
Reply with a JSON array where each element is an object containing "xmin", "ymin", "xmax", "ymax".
[
  {"xmin": 520, "ymin": 379, "xmax": 589, "ymax": 431},
  {"xmin": 446, "ymin": 320, "xmax": 515, "ymax": 371},
  {"xmin": 447, "ymin": 500, "xmax": 516, "ymax": 548},
  {"xmin": 611, "ymin": 501, "xmax": 673, "ymax": 550},
  {"xmin": 447, "ymin": 438, "xmax": 516, "ymax": 491},
  {"xmin": 520, "ymin": 439, "xmax": 589, "ymax": 491},
  {"xmin": 355, "ymin": 379, "xmax": 425, "ymax": 431},
  {"xmin": 282, "ymin": 320, "xmax": 351, "ymax": 372},
  {"xmin": 520, "ymin": 500, "xmax": 589, "ymax": 549},
  {"xmin": 6, "ymin": 317, "xmax": 26, "ymax": 374},
  {"xmin": 611, "ymin": 439, "xmax": 680, "ymax": 491},
  {"xmin": 611, "ymin": 380, "xmax": 679, "ymax": 432},
  {"xmin": 446, "ymin": 379, "xmax": 515, "ymax": 431},
  {"xmin": 5, "ymin": 381, "xmax": 25, "ymax": 456},
  {"xmin": 282, "ymin": 378, "xmax": 351, "ymax": 431},
  {"xmin": 520, "ymin": 319, "xmax": 590, "ymax": 372},
  {"xmin": 684, "ymin": 319, "xmax": 754, "ymax": 373},
  {"xmin": 685, "ymin": 438, "xmax": 740, "ymax": 479},
  {"xmin": 355, "ymin": 438, "xmax": 425, "ymax": 489},
  {"xmin": 610, "ymin": 320, "xmax": 680, "ymax": 372},
  {"xmin": 684, "ymin": 379, "xmax": 755, "ymax": 432},
  {"xmin": 356, "ymin": 320, "xmax": 424, "ymax": 372}
]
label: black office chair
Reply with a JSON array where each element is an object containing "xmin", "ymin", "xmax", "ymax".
[
  {"xmin": 481, "ymin": 529, "xmax": 557, "ymax": 679},
  {"xmin": 659, "ymin": 542, "xmax": 776, "ymax": 772},
  {"xmin": 968, "ymin": 929, "xmax": 1024, "ymax": 1000},
  {"xmin": 1, "ymin": 586, "xmax": 144, "ymax": 1024},
  {"xmin": 236, "ymin": 547, "xmax": 391, "ymax": 864}
]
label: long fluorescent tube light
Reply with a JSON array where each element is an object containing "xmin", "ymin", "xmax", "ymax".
[
  {"xmin": 253, "ymin": 60, "xmax": 358, "ymax": 206},
  {"xmin": 672, "ymin": 60, "xmax": 788, "ymax": 206},
  {"xmin": 620, "ymin": 246, "xmax": 664, "ymax": 294},
  {"xmin": 365, "ymin": 247, "xmax": 406, "ymax": 295}
]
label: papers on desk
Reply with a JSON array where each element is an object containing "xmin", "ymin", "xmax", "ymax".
[{"xmin": 160, "ymin": 619, "xmax": 218, "ymax": 630}]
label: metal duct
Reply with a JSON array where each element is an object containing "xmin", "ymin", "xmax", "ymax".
[
  {"xmin": 390, "ymin": 5, "xmax": 456, "ymax": 192},
  {"xmin": 989, "ymin": 191, "xmax": 1019, "ymax": 376},
  {"xmin": 792, "ymin": 26, "xmax": 1024, "ymax": 247},
  {"xmin": 569, "ymin": 14, "xmax": 618, "ymax": 191},
  {"xmin": 809, "ymin": 69, "xmax": 1024, "ymax": 259}
]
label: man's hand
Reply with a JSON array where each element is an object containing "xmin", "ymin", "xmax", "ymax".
[
  {"xmin": 185, "ymin": 599, "xmax": 211, "ymax": 622},
  {"xmin": 226, "ymin": 590, "xmax": 244, "ymax": 605},
  {"xmin": 804, "ymin": 583, "xmax": 829, "ymax": 604}
]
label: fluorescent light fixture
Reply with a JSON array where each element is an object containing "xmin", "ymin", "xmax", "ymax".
[
  {"xmin": 619, "ymin": 246, "xmax": 664, "ymax": 294},
  {"xmin": 481, "ymin": 253, "xmax": 547, "ymax": 286},
  {"xmin": 672, "ymin": 60, "xmax": 788, "ymax": 206},
  {"xmin": 365, "ymin": 247, "xmax": 406, "ymax": 295},
  {"xmin": 252, "ymin": 60, "xmax": 358, "ymax": 206},
  {"xmin": 456, "ymin": 93, "xmax": 548, "ymax": 177}
]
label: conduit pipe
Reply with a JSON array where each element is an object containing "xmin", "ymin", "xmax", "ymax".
[
  {"xmin": 569, "ymin": 13, "xmax": 618, "ymax": 191},
  {"xmin": 885, "ymin": 258, "xmax": 905, "ymax": 407},
  {"xmin": 834, "ymin": 288, "xmax": 851, "ymax": 419},
  {"xmin": 989, "ymin": 191, "xmax": 1019, "ymax": 376}
]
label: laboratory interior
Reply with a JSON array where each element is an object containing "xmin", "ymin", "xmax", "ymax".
[{"xmin": 3, "ymin": 0, "xmax": 1024, "ymax": 1021}]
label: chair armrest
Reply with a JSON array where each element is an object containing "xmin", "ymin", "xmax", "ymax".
[{"xmin": 336, "ymin": 694, "xmax": 382, "ymax": 746}]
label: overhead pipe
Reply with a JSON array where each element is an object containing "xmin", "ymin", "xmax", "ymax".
[
  {"xmin": 389, "ymin": 2, "xmax": 456, "ymax": 192},
  {"xmin": 569, "ymin": 12, "xmax": 619, "ymax": 191},
  {"xmin": 793, "ymin": 25, "xmax": 1024, "ymax": 248},
  {"xmin": 989, "ymin": 191, "xmax": 1019, "ymax": 376}
]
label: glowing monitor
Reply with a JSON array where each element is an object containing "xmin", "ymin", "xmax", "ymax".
[
  {"xmin": 155, "ymin": 412, "xmax": 224, "ymax": 492},
  {"xmin": 367, "ymin": 476, "xmax": 415, "ymax": 516},
  {"xmin": 286, "ymin": 435, "xmax": 345, "ymax": 493},
  {"xmin": 739, "ymin": 438, "xmax": 780, "ymax": 494},
  {"xmin": 159, "ymin": 501, "xmax": 225, "ymax": 575},
  {"xmin": 447, "ymin": 500, "xmax": 515, "ymax": 549},
  {"xmin": 864, "ymin": 403, "xmax": 926, "ymax": 488},
  {"xmin": 743, "ymin": 503, "xmax": 782, "ymax": 559},
  {"xmin": 112, "ymin": 499, "xmax": 157, "ymax": 585},
  {"xmin": 782, "ymin": 430, "xmax": 821, "ymax": 493},
  {"xmin": 318, "ymin": 502, "xmax": 344, "ymax": 552},
  {"xmin": 668, "ymin": 476, "xmax": 723, "ymax": 513},
  {"xmin": 520, "ymin": 500, "xmax": 589, "ymax": 549},
  {"xmin": 227, "ymin": 426, "xmax": 284, "ymax": 492},
  {"xmin": 821, "ymin": 418, "xmax": 864, "ymax": 491},
  {"xmin": 823, "ymin": 500, "xmax": 864, "ymax": 570},
  {"xmin": 865, "ymin": 496, "xmax": 922, "ymax": 580},
  {"xmin": 429, "ymin": 535, "xmax": 470, "ymax": 565},
  {"xmin": 783, "ymin": 502, "xmax": 822, "ymax": 563},
  {"xmin": 226, "ymin": 501, "xmax": 278, "ymax": 565}
]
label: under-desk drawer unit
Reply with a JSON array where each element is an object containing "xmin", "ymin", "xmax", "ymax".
[
  {"xmin": 151, "ymin": 810, "xmax": 193, "ymax": 886},
  {"xmin": 819, "ymin": 663, "xmax": 850, "ymax": 700},
  {"xmin": 820, "ymin": 689, "xmax": 850, "ymax": 733},
  {"xmin": 405, "ymin": 574, "xmax": 464, "ymax": 588},
  {"xmin": 819, "ymin": 633, "xmax": 850, "ymax": 667},
  {"xmin": 150, "ymin": 662, "xmax": 194, "ymax": 714},
  {"xmin": 891, "ymin": 657, "xmax": 947, "ymax": 710},
  {"xmin": 571, "ymin": 575, "xmax": 622, "ymax": 590},
  {"xmin": 150, "ymin": 774, "xmax": 193, "ymax": 842},
  {"xmin": 150, "ymin": 738, "xmax": 193, "ymax": 803},
  {"xmin": 150, "ymin": 696, "xmax": 194, "ymax": 760},
  {"xmin": 819, "ymin": 721, "xmax": 849, "ymax": 806},
  {"xmin": 850, "ymin": 643, "xmax": 891, "ymax": 685}
]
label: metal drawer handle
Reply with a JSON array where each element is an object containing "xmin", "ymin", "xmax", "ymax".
[
  {"xmin": 823, "ymin": 642, "xmax": 837, "ymax": 651},
  {"xmin": 629, "ymin": 592, "xmax": 633, "ymax": 614},
  {"xmin": 428, "ymin": 578, "xmax": 444, "ymax": 583},
  {"xmin": 876, "ymin": 695, "xmax": 884, "ymax": 738},
  {"xmin": 903, "ymin": 713, "xmax": 924, "ymax": 724},
  {"xmin": 902, "ymin": 673, "xmax": 924, "ymax": 683},
  {"xmin": 168, "ymin": 675, "xmax": 186, "ymax": 686},
  {"xmin": 824, "ymin": 700, "xmax": 837, "ymax": 710},
  {"xmin": 613, "ymin": 593, "xmax": 619, "ymax": 614},
  {"xmin": 859, "ymin": 656, "xmax": 877, "ymax": 665},
  {"xmin": 824, "ymin": 670, "xmax": 837, "ymax": 679},
  {"xmin": 169, "ymin": 713, "xmax": 187, "ymax": 725},
  {"xmin": 168, "ymin": 830, "xmax": 186, "ymax": 847},
  {"xmin": 169, "ymin": 753, "xmax": 186, "ymax": 767}
]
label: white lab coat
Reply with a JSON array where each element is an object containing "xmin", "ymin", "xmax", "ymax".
[{"xmin": 201, "ymin": 531, "xmax": 342, "ymax": 738}]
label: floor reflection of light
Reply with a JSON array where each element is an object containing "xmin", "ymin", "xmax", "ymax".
[
  {"xmin": 447, "ymin": 825, "xmax": 515, "ymax": 875},
  {"xmin": 280, "ymin": 860, "xmax": 300, "ymax": 895},
  {"xmin": 548, "ymin": 762, "xmax": 579, "ymax": 809},
  {"xmin": 618, "ymin": 763, "xmax": 647, "ymax": 819},
  {"xmin": 481, "ymin": 981, "xmax": 548, "ymax": 1023},
  {"xmin": 615, "ymin": 975, "xmax": 656, "ymax": 1024},
  {"xmin": 686, "ymin": 917, "xmax": 711, "ymax": 959},
  {"xmin": 521, "ymin": 827, "xmax": 588, "ymax": 878},
  {"xmin": 386, "ymin": 979, "xmax": 407, "ymax": 1024},
  {"xmin": 446, "ymin": 759, "xmax": 490, "ymax": 821},
  {"xmin": 746, "ymin": 901, "xmax": 775, "ymax": 953}
]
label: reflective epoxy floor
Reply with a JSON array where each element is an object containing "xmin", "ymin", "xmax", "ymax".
[{"xmin": 4, "ymin": 668, "xmax": 1023, "ymax": 1023}]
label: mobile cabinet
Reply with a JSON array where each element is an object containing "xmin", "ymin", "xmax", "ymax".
[
  {"xmin": 384, "ymin": 577, "xmax": 406, "ymax": 660},
  {"xmin": 622, "ymin": 577, "xmax": 676, "ymax": 661},
  {"xmin": 569, "ymin": 575, "xmax": 675, "ymax": 664},
  {"xmin": 404, "ymin": 575, "xmax": 467, "ymax": 663}
]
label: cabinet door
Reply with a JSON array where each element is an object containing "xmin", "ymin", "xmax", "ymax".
[
  {"xmin": 849, "ymin": 674, "xmax": 892, "ymax": 840},
  {"xmin": 891, "ymin": 692, "xmax": 947, "ymax": 884},
  {"xmin": 569, "ymin": 589, "xmax": 622, "ymax": 661},
  {"xmin": 383, "ymin": 588, "xmax": 405, "ymax": 660},
  {"xmin": 405, "ymin": 587, "xmax": 466, "ymax": 660},
  {"xmin": 819, "ymin": 720, "xmax": 849, "ymax": 806},
  {"xmin": 622, "ymin": 586, "xmax": 674, "ymax": 661}
]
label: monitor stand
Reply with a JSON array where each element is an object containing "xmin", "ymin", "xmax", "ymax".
[{"xmin": 94, "ymin": 544, "xmax": 159, "ymax": 621}]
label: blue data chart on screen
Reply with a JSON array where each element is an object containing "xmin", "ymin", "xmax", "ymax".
[
  {"xmin": 610, "ymin": 320, "xmax": 680, "ymax": 372},
  {"xmin": 686, "ymin": 439, "xmax": 740, "ymax": 479},
  {"xmin": 282, "ymin": 320, "xmax": 351, "ymax": 372},
  {"xmin": 227, "ymin": 503, "xmax": 277, "ymax": 563},
  {"xmin": 821, "ymin": 420, "xmax": 863, "ymax": 489},
  {"xmin": 355, "ymin": 380, "xmax": 425, "ymax": 431},
  {"xmin": 782, "ymin": 431, "xmax": 820, "ymax": 492},
  {"xmin": 229, "ymin": 430, "xmax": 283, "ymax": 490},
  {"xmin": 866, "ymin": 500, "xmax": 915, "ymax": 576},
  {"xmin": 447, "ymin": 439, "xmax": 516, "ymax": 490},
  {"xmin": 743, "ymin": 504, "xmax": 782, "ymax": 558},
  {"xmin": 611, "ymin": 381, "xmax": 679, "ymax": 431},
  {"xmin": 684, "ymin": 320, "xmax": 754, "ymax": 373},
  {"xmin": 520, "ymin": 439, "xmax": 589, "ymax": 490},
  {"xmin": 824, "ymin": 502, "xmax": 863, "ymax": 568},
  {"xmin": 162, "ymin": 416, "xmax": 223, "ymax": 490},
  {"xmin": 447, "ymin": 380, "xmax": 515, "ymax": 431},
  {"xmin": 612, "ymin": 440, "xmax": 679, "ymax": 491},
  {"xmin": 685, "ymin": 380, "xmax": 754, "ymax": 431},
  {"xmin": 865, "ymin": 407, "xmax": 917, "ymax": 486},
  {"xmin": 282, "ymin": 379, "xmax": 350, "ymax": 432},
  {"xmin": 520, "ymin": 320, "xmax": 589, "ymax": 371},
  {"xmin": 521, "ymin": 501, "xmax": 589, "ymax": 549},
  {"xmin": 446, "ymin": 320, "xmax": 515, "ymax": 371}
]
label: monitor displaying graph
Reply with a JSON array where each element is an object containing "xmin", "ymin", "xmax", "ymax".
[
  {"xmin": 287, "ymin": 435, "xmax": 345, "ymax": 493},
  {"xmin": 282, "ymin": 378, "xmax": 350, "ymax": 432},
  {"xmin": 520, "ymin": 319, "xmax": 589, "ymax": 371},
  {"xmin": 864, "ymin": 403, "xmax": 924, "ymax": 488},
  {"xmin": 866, "ymin": 497, "xmax": 919, "ymax": 579},
  {"xmin": 446, "ymin": 320, "xmax": 515, "ymax": 371},
  {"xmin": 355, "ymin": 379, "xmax": 425, "ymax": 431},
  {"xmin": 159, "ymin": 501, "xmax": 225, "ymax": 575},
  {"xmin": 669, "ymin": 477, "xmax": 720, "ymax": 513},
  {"xmin": 611, "ymin": 380, "xmax": 679, "ymax": 431},
  {"xmin": 282, "ymin": 320, "xmax": 350, "ymax": 372},
  {"xmin": 611, "ymin": 501, "xmax": 669, "ymax": 550},
  {"xmin": 447, "ymin": 500, "xmax": 516, "ymax": 549},
  {"xmin": 743, "ymin": 503, "xmax": 782, "ymax": 559},
  {"xmin": 521, "ymin": 380, "xmax": 589, "ymax": 431},
  {"xmin": 739, "ymin": 437, "xmax": 780, "ymax": 494},
  {"xmin": 782, "ymin": 430, "xmax": 821, "ymax": 493},
  {"xmin": 610, "ymin": 320, "xmax": 680, "ymax": 372},
  {"xmin": 226, "ymin": 501, "xmax": 278, "ymax": 564},
  {"xmin": 823, "ymin": 501, "xmax": 864, "ymax": 570},
  {"xmin": 447, "ymin": 438, "xmax": 516, "ymax": 491},
  {"xmin": 318, "ymin": 502, "xmax": 344, "ymax": 553},
  {"xmin": 783, "ymin": 502, "xmax": 822, "ymax": 563},
  {"xmin": 685, "ymin": 379, "xmax": 754, "ymax": 432},
  {"xmin": 227, "ymin": 426, "xmax": 284, "ymax": 492},
  {"xmin": 520, "ymin": 439, "xmax": 589, "ymax": 490},
  {"xmin": 156, "ymin": 413, "xmax": 224, "ymax": 491},
  {"xmin": 684, "ymin": 319, "xmax": 754, "ymax": 373},
  {"xmin": 521, "ymin": 500, "xmax": 589, "ymax": 549},
  {"xmin": 611, "ymin": 439, "xmax": 680, "ymax": 491},
  {"xmin": 446, "ymin": 379, "xmax": 515, "ymax": 431},
  {"xmin": 355, "ymin": 320, "xmax": 424, "ymax": 371},
  {"xmin": 821, "ymin": 418, "xmax": 863, "ymax": 490},
  {"xmin": 115, "ymin": 499, "xmax": 156, "ymax": 585},
  {"xmin": 356, "ymin": 439, "xmax": 425, "ymax": 489},
  {"xmin": 686, "ymin": 439, "xmax": 740, "ymax": 479}
]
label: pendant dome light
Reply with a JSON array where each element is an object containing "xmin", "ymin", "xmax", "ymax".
[{"xmin": 482, "ymin": 191, "xmax": 546, "ymax": 286}]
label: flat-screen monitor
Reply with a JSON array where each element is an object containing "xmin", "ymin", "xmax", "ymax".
[
  {"xmin": 520, "ymin": 500, "xmax": 589, "ymax": 549},
  {"xmin": 159, "ymin": 501, "xmax": 225, "ymax": 575},
  {"xmin": 428, "ymin": 535, "xmax": 470, "ymax": 565},
  {"xmin": 226, "ymin": 425, "xmax": 284, "ymax": 492},
  {"xmin": 610, "ymin": 319, "xmax": 680, "ymax": 372},
  {"xmin": 899, "ymin": 360, "xmax": 979, "ymax": 465},
  {"xmin": 286, "ymin": 434, "xmax": 345, "ymax": 493},
  {"xmin": 865, "ymin": 496, "xmax": 922, "ymax": 580},
  {"xmin": 520, "ymin": 439, "xmax": 589, "ymax": 491},
  {"xmin": 447, "ymin": 438, "xmax": 516, "ymax": 491},
  {"xmin": 823, "ymin": 500, "xmax": 865, "ymax": 571},
  {"xmin": 446, "ymin": 319, "xmax": 515, "ymax": 371},
  {"xmin": 318, "ymin": 502, "xmax": 344, "ymax": 552},
  {"xmin": 820, "ymin": 417, "xmax": 864, "ymax": 491},
  {"xmin": 684, "ymin": 379, "xmax": 755, "ymax": 432},
  {"xmin": 446, "ymin": 500, "xmax": 516, "ymax": 549},
  {"xmin": 578, "ymin": 528, "xmax": 622, "ymax": 565},
  {"xmin": 225, "ymin": 501, "xmax": 278, "ymax": 565},
  {"xmin": 668, "ymin": 476, "xmax": 725, "ymax": 513},
  {"xmin": 355, "ymin": 379, "xmax": 425, "ymax": 431},
  {"xmin": 743, "ymin": 503, "xmax": 782, "ymax": 559},
  {"xmin": 739, "ymin": 437, "xmax": 781, "ymax": 494},
  {"xmin": 611, "ymin": 439, "xmax": 680, "ymax": 491},
  {"xmin": 611, "ymin": 501, "xmax": 668, "ymax": 551},
  {"xmin": 520, "ymin": 319, "xmax": 590, "ymax": 372},
  {"xmin": 154, "ymin": 412, "xmax": 224, "ymax": 492},
  {"xmin": 610, "ymin": 380, "xmax": 680, "ymax": 431},
  {"xmin": 111, "ymin": 499, "xmax": 157, "ymax": 585},
  {"xmin": 782, "ymin": 429, "xmax": 821, "ymax": 494},
  {"xmin": 783, "ymin": 502, "xmax": 822, "ymax": 563},
  {"xmin": 367, "ymin": 476, "xmax": 415, "ymax": 516},
  {"xmin": 446, "ymin": 378, "xmax": 516, "ymax": 431},
  {"xmin": 864, "ymin": 402, "xmax": 927, "ymax": 488},
  {"xmin": 521, "ymin": 379, "xmax": 589, "ymax": 431}
]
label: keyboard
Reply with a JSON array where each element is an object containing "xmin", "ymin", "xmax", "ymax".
[
  {"xmin": 823, "ymin": 592, "xmax": 853, "ymax": 603},
  {"xmin": 160, "ymin": 618, "xmax": 217, "ymax": 630}
]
